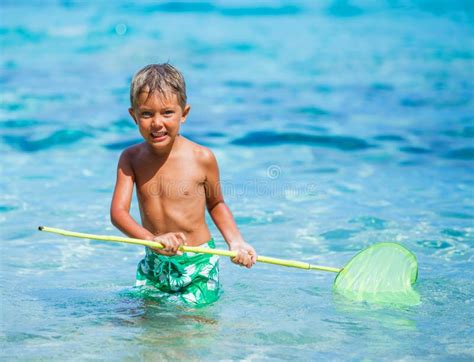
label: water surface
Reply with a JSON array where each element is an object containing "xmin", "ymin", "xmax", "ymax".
[{"xmin": 1, "ymin": 0, "xmax": 473, "ymax": 360}]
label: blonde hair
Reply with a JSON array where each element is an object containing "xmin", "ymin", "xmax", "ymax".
[{"xmin": 130, "ymin": 63, "xmax": 187, "ymax": 110}]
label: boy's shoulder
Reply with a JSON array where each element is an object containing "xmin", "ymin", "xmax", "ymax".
[
  {"xmin": 118, "ymin": 138, "xmax": 217, "ymax": 168},
  {"xmin": 120, "ymin": 142, "xmax": 144, "ymax": 160},
  {"xmin": 181, "ymin": 136, "xmax": 216, "ymax": 166}
]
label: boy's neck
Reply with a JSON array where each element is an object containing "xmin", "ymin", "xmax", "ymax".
[{"xmin": 145, "ymin": 134, "xmax": 182, "ymax": 157}]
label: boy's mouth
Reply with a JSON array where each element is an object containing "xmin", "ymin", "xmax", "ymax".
[{"xmin": 150, "ymin": 131, "xmax": 168, "ymax": 141}]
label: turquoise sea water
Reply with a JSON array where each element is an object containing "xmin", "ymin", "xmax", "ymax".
[{"xmin": 1, "ymin": 0, "xmax": 473, "ymax": 360}]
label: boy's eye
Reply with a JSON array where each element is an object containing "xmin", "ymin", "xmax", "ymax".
[
  {"xmin": 141, "ymin": 112, "xmax": 153, "ymax": 117},
  {"xmin": 164, "ymin": 110, "xmax": 174, "ymax": 115}
]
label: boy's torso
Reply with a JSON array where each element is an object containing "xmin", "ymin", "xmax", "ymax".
[{"xmin": 127, "ymin": 137, "xmax": 212, "ymax": 246}]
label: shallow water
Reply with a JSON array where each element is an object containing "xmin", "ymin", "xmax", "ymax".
[{"xmin": 1, "ymin": 0, "xmax": 473, "ymax": 360}]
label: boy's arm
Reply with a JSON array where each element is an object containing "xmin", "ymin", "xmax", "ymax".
[
  {"xmin": 110, "ymin": 150, "xmax": 155, "ymax": 240},
  {"xmin": 203, "ymin": 149, "xmax": 257, "ymax": 268},
  {"xmin": 110, "ymin": 150, "xmax": 186, "ymax": 255}
]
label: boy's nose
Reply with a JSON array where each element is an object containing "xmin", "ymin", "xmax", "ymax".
[{"xmin": 151, "ymin": 117, "xmax": 164, "ymax": 128}]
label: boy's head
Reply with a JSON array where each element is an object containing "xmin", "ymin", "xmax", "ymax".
[
  {"xmin": 130, "ymin": 63, "xmax": 187, "ymax": 111},
  {"xmin": 128, "ymin": 64, "xmax": 190, "ymax": 150}
]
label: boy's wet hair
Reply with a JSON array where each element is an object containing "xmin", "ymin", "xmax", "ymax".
[{"xmin": 130, "ymin": 63, "xmax": 187, "ymax": 110}]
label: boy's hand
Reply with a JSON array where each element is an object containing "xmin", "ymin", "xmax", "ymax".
[
  {"xmin": 151, "ymin": 232, "xmax": 186, "ymax": 256},
  {"xmin": 230, "ymin": 242, "xmax": 257, "ymax": 269}
]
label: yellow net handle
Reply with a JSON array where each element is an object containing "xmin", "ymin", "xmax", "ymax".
[{"xmin": 38, "ymin": 226, "xmax": 341, "ymax": 273}]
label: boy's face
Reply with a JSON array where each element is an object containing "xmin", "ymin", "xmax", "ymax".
[{"xmin": 129, "ymin": 91, "xmax": 190, "ymax": 150}]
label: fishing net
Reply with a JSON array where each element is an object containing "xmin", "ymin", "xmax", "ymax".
[{"xmin": 333, "ymin": 243, "xmax": 420, "ymax": 305}]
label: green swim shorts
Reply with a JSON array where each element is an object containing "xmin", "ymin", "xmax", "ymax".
[{"xmin": 135, "ymin": 239, "xmax": 220, "ymax": 306}]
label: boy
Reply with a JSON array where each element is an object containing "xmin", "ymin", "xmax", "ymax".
[{"xmin": 110, "ymin": 64, "xmax": 257, "ymax": 305}]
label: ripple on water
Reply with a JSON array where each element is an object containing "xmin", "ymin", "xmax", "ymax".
[
  {"xmin": 220, "ymin": 5, "xmax": 301, "ymax": 17},
  {"xmin": 373, "ymin": 134, "xmax": 406, "ymax": 142},
  {"xmin": 223, "ymin": 80, "xmax": 254, "ymax": 88},
  {"xmin": 0, "ymin": 205, "xmax": 17, "ymax": 213},
  {"xmin": 3, "ymin": 129, "xmax": 91, "ymax": 152},
  {"xmin": 416, "ymin": 239, "xmax": 453, "ymax": 250},
  {"xmin": 443, "ymin": 126, "xmax": 474, "ymax": 138},
  {"xmin": 326, "ymin": 1, "xmax": 363, "ymax": 17},
  {"xmin": 320, "ymin": 229, "xmax": 358, "ymax": 241},
  {"xmin": 369, "ymin": 83, "xmax": 395, "ymax": 92},
  {"xmin": 309, "ymin": 167, "xmax": 339, "ymax": 174},
  {"xmin": 399, "ymin": 146, "xmax": 432, "ymax": 154},
  {"xmin": 127, "ymin": 2, "xmax": 216, "ymax": 14},
  {"xmin": 438, "ymin": 211, "xmax": 473, "ymax": 220},
  {"xmin": 313, "ymin": 84, "xmax": 333, "ymax": 93},
  {"xmin": 234, "ymin": 211, "xmax": 286, "ymax": 226},
  {"xmin": 349, "ymin": 216, "xmax": 387, "ymax": 230},
  {"xmin": 77, "ymin": 44, "xmax": 105, "ymax": 54},
  {"xmin": 1, "ymin": 119, "xmax": 44, "ymax": 128},
  {"xmin": 293, "ymin": 106, "xmax": 331, "ymax": 117},
  {"xmin": 400, "ymin": 97, "xmax": 430, "ymax": 108},
  {"xmin": 0, "ymin": 102, "xmax": 24, "ymax": 111},
  {"xmin": 104, "ymin": 138, "xmax": 142, "ymax": 150},
  {"xmin": 111, "ymin": 118, "xmax": 135, "ymax": 131},
  {"xmin": 441, "ymin": 228, "xmax": 468, "ymax": 238},
  {"xmin": 399, "ymin": 159, "xmax": 425, "ymax": 166},
  {"xmin": 0, "ymin": 26, "xmax": 46, "ymax": 44},
  {"xmin": 443, "ymin": 147, "xmax": 474, "ymax": 160},
  {"xmin": 205, "ymin": 131, "xmax": 226, "ymax": 138},
  {"xmin": 125, "ymin": 3, "xmax": 302, "ymax": 17},
  {"xmin": 231, "ymin": 131, "xmax": 374, "ymax": 151}
]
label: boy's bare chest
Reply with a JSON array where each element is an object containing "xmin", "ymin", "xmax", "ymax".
[{"xmin": 133, "ymin": 158, "xmax": 206, "ymax": 201}]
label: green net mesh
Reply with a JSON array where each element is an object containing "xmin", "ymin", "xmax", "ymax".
[{"xmin": 333, "ymin": 243, "xmax": 420, "ymax": 305}]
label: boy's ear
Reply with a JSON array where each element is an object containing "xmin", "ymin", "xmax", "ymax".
[
  {"xmin": 181, "ymin": 104, "xmax": 191, "ymax": 123},
  {"xmin": 128, "ymin": 107, "xmax": 138, "ymax": 124}
]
